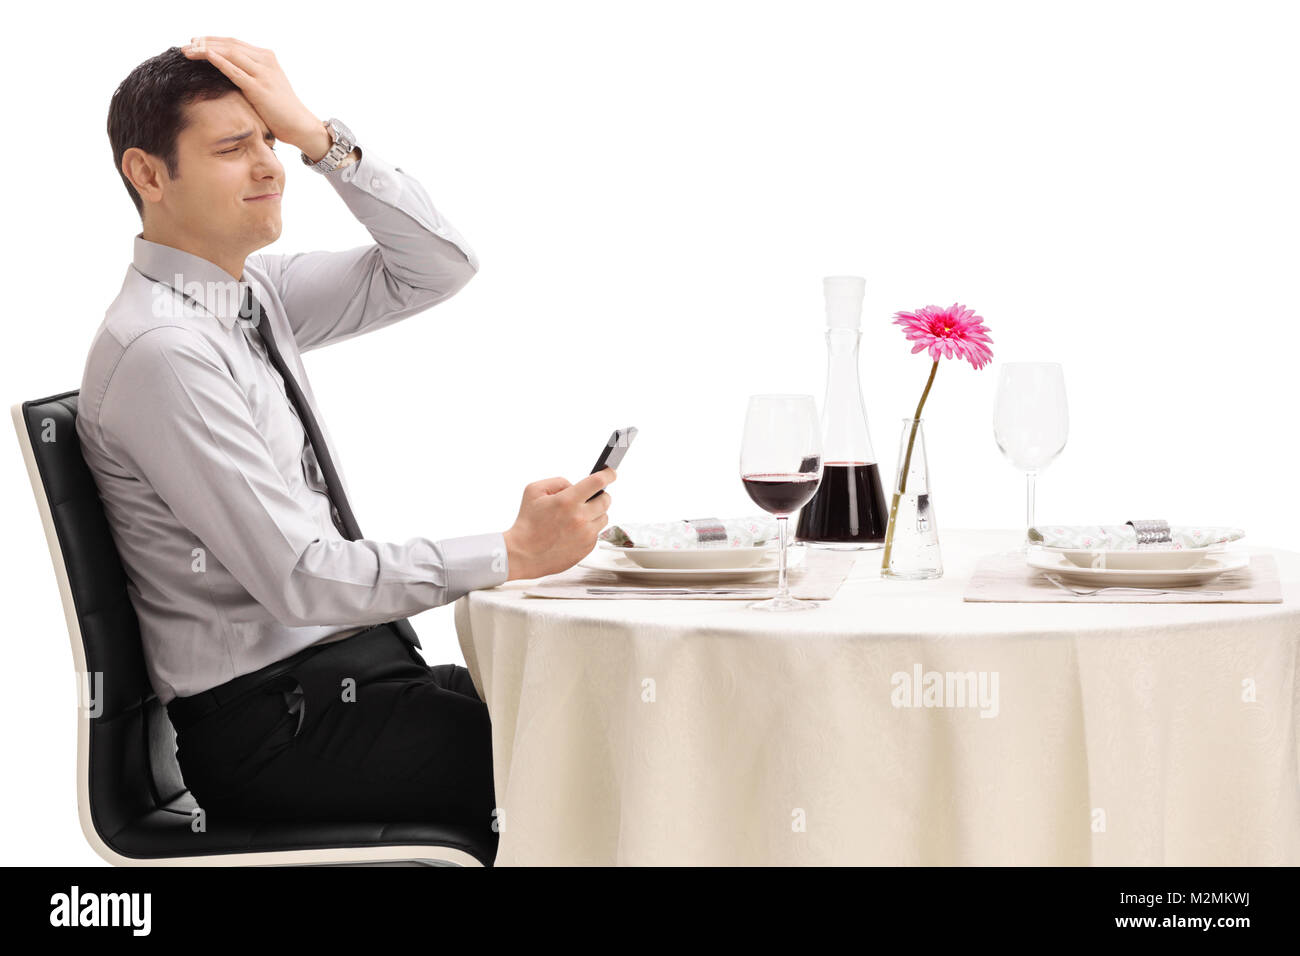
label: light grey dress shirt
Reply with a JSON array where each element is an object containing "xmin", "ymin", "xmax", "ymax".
[{"xmin": 77, "ymin": 143, "xmax": 509, "ymax": 705}]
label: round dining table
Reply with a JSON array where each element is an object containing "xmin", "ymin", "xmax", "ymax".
[{"xmin": 452, "ymin": 528, "xmax": 1300, "ymax": 866}]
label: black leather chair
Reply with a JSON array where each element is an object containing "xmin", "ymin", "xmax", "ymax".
[{"xmin": 13, "ymin": 390, "xmax": 498, "ymax": 866}]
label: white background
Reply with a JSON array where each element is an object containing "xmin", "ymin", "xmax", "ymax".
[{"xmin": 3, "ymin": 1, "xmax": 1296, "ymax": 864}]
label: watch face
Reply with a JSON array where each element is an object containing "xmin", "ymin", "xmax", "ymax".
[
  {"xmin": 328, "ymin": 119, "xmax": 354, "ymax": 150},
  {"xmin": 302, "ymin": 120, "xmax": 356, "ymax": 171}
]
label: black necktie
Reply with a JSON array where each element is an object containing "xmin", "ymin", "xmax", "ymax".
[{"xmin": 241, "ymin": 285, "xmax": 421, "ymax": 649}]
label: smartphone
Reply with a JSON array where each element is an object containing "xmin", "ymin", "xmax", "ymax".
[{"xmin": 587, "ymin": 426, "xmax": 637, "ymax": 502}]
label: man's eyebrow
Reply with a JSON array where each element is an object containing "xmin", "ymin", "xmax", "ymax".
[{"xmin": 210, "ymin": 129, "xmax": 277, "ymax": 147}]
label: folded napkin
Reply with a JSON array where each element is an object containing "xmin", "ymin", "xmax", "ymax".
[
  {"xmin": 599, "ymin": 515, "xmax": 778, "ymax": 549},
  {"xmin": 1028, "ymin": 524, "xmax": 1245, "ymax": 551}
]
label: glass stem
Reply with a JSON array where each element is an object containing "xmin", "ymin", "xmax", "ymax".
[
  {"xmin": 1026, "ymin": 471, "xmax": 1037, "ymax": 541},
  {"xmin": 777, "ymin": 515, "xmax": 789, "ymax": 599}
]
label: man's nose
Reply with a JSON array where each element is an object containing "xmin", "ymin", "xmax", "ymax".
[{"xmin": 251, "ymin": 141, "xmax": 282, "ymax": 177}]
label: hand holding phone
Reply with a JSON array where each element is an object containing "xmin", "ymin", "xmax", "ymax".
[{"xmin": 587, "ymin": 426, "xmax": 637, "ymax": 502}]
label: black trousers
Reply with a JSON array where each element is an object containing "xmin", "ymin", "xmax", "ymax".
[{"xmin": 166, "ymin": 622, "xmax": 497, "ymax": 840}]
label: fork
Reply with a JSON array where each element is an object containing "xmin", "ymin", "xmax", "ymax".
[
  {"xmin": 586, "ymin": 586, "xmax": 770, "ymax": 595},
  {"xmin": 1043, "ymin": 574, "xmax": 1223, "ymax": 597}
]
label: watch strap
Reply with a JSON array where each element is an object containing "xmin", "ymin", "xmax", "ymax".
[{"xmin": 301, "ymin": 118, "xmax": 356, "ymax": 174}]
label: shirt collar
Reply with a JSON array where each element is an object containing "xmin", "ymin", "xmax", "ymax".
[{"xmin": 132, "ymin": 233, "xmax": 258, "ymax": 332}]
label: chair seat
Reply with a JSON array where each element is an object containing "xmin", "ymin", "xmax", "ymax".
[{"xmin": 111, "ymin": 791, "xmax": 499, "ymax": 864}]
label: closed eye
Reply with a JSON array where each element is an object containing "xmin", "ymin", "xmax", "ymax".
[{"xmin": 219, "ymin": 139, "xmax": 277, "ymax": 155}]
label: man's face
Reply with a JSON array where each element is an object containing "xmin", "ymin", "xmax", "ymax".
[{"xmin": 148, "ymin": 91, "xmax": 285, "ymax": 263}]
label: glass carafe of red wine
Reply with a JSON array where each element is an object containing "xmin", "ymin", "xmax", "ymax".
[{"xmin": 795, "ymin": 276, "xmax": 890, "ymax": 551}]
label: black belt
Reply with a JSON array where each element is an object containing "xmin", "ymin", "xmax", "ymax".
[{"xmin": 166, "ymin": 623, "xmax": 386, "ymax": 731}]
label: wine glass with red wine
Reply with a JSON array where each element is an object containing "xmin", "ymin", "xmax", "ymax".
[{"xmin": 740, "ymin": 394, "xmax": 824, "ymax": 611}]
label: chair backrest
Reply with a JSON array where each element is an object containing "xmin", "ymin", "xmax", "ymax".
[{"xmin": 12, "ymin": 391, "xmax": 189, "ymax": 853}]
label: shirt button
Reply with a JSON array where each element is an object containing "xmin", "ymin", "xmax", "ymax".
[{"xmin": 371, "ymin": 177, "xmax": 383, "ymax": 189}]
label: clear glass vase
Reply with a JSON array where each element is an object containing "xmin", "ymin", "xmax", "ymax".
[{"xmin": 881, "ymin": 417, "xmax": 943, "ymax": 580}]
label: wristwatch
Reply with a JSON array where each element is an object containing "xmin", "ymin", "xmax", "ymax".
[{"xmin": 300, "ymin": 117, "xmax": 357, "ymax": 173}]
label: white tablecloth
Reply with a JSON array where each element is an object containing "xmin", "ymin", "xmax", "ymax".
[{"xmin": 453, "ymin": 529, "xmax": 1300, "ymax": 865}]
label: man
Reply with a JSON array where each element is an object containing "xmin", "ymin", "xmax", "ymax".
[{"xmin": 78, "ymin": 39, "xmax": 615, "ymax": 842}]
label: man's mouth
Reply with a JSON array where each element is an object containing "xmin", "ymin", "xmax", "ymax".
[{"xmin": 245, "ymin": 192, "xmax": 281, "ymax": 202}]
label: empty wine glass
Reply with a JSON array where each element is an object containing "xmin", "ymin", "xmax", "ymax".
[
  {"xmin": 740, "ymin": 394, "xmax": 823, "ymax": 611},
  {"xmin": 993, "ymin": 363, "xmax": 1068, "ymax": 548}
]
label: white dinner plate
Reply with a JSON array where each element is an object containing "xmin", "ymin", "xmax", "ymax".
[
  {"xmin": 582, "ymin": 545, "xmax": 803, "ymax": 582},
  {"xmin": 1026, "ymin": 549, "xmax": 1248, "ymax": 587},
  {"xmin": 1042, "ymin": 545, "xmax": 1224, "ymax": 571},
  {"xmin": 598, "ymin": 541, "xmax": 771, "ymax": 569}
]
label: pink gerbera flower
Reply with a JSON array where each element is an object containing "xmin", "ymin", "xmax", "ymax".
[
  {"xmin": 880, "ymin": 301, "xmax": 994, "ymax": 572},
  {"xmin": 893, "ymin": 304, "xmax": 993, "ymax": 370}
]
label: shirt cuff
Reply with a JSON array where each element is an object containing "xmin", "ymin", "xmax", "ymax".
[
  {"xmin": 332, "ymin": 144, "xmax": 371, "ymax": 185},
  {"xmin": 332, "ymin": 145, "xmax": 401, "ymax": 196},
  {"xmin": 436, "ymin": 531, "xmax": 510, "ymax": 600}
]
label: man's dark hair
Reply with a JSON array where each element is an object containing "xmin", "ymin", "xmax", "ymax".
[{"xmin": 107, "ymin": 46, "xmax": 240, "ymax": 220}]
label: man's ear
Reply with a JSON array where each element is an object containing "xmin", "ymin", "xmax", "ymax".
[{"xmin": 123, "ymin": 146, "xmax": 166, "ymax": 206}]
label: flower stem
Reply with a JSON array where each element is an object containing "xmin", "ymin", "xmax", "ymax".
[{"xmin": 881, "ymin": 360, "xmax": 939, "ymax": 571}]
